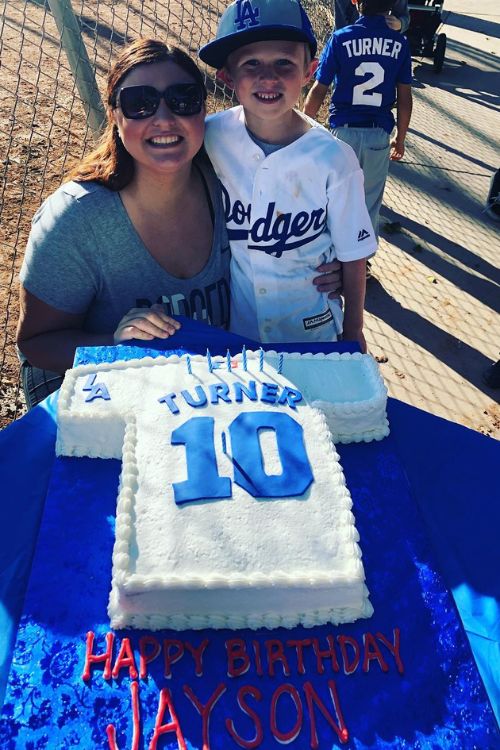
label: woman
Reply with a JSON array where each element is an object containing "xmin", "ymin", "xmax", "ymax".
[{"xmin": 17, "ymin": 39, "xmax": 341, "ymax": 408}]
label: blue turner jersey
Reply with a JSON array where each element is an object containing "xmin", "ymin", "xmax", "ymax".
[{"xmin": 316, "ymin": 15, "xmax": 412, "ymax": 133}]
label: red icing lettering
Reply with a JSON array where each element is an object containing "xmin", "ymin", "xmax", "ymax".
[
  {"xmin": 106, "ymin": 680, "xmax": 140, "ymax": 750},
  {"xmin": 82, "ymin": 631, "xmax": 114, "ymax": 681},
  {"xmin": 139, "ymin": 636, "xmax": 161, "ymax": 679},
  {"xmin": 304, "ymin": 680, "xmax": 349, "ymax": 747},
  {"xmin": 312, "ymin": 636, "xmax": 340, "ymax": 675},
  {"xmin": 362, "ymin": 633, "xmax": 389, "ymax": 673},
  {"xmin": 270, "ymin": 684, "xmax": 303, "ymax": 743},
  {"xmin": 252, "ymin": 640, "xmax": 264, "ymax": 677},
  {"xmin": 377, "ymin": 628, "xmax": 404, "ymax": 674},
  {"xmin": 225, "ymin": 685, "xmax": 263, "ymax": 749},
  {"xmin": 226, "ymin": 638, "xmax": 250, "ymax": 677},
  {"xmin": 112, "ymin": 637, "xmax": 139, "ymax": 680},
  {"xmin": 287, "ymin": 638, "xmax": 312, "ymax": 675},
  {"xmin": 265, "ymin": 639, "xmax": 291, "ymax": 677},
  {"xmin": 149, "ymin": 688, "xmax": 187, "ymax": 750},
  {"xmin": 183, "ymin": 683, "xmax": 226, "ymax": 750},
  {"xmin": 184, "ymin": 639, "xmax": 209, "ymax": 676},
  {"xmin": 337, "ymin": 635, "xmax": 360, "ymax": 674},
  {"xmin": 163, "ymin": 639, "xmax": 184, "ymax": 678}
]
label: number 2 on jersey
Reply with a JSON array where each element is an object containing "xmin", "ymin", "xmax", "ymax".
[{"xmin": 352, "ymin": 62, "xmax": 384, "ymax": 107}]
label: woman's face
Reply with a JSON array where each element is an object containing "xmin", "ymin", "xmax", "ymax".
[{"xmin": 112, "ymin": 60, "xmax": 205, "ymax": 178}]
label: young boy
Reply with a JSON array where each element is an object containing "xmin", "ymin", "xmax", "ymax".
[
  {"xmin": 304, "ymin": 0, "xmax": 412, "ymax": 242},
  {"xmin": 199, "ymin": 0, "xmax": 377, "ymax": 351}
]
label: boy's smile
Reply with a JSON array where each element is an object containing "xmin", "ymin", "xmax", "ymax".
[{"xmin": 219, "ymin": 40, "xmax": 317, "ymax": 142}]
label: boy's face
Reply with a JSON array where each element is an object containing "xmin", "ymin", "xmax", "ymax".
[{"xmin": 218, "ymin": 40, "xmax": 316, "ymax": 129}]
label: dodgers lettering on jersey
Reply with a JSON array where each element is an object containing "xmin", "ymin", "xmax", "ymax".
[{"xmin": 221, "ymin": 183, "xmax": 327, "ymax": 258}]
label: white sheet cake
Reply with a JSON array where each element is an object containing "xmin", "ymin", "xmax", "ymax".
[{"xmin": 56, "ymin": 350, "xmax": 389, "ymax": 630}]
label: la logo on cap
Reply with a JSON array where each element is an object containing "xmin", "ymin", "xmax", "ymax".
[{"xmin": 234, "ymin": 0, "xmax": 261, "ymax": 30}]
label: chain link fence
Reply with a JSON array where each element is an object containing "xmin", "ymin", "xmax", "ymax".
[{"xmin": 0, "ymin": 0, "xmax": 333, "ymax": 428}]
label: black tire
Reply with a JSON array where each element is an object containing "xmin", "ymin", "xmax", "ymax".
[
  {"xmin": 422, "ymin": 40, "xmax": 434, "ymax": 57},
  {"xmin": 433, "ymin": 33, "xmax": 446, "ymax": 73}
]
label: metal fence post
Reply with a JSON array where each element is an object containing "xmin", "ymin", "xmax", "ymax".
[{"xmin": 48, "ymin": 0, "xmax": 106, "ymax": 135}]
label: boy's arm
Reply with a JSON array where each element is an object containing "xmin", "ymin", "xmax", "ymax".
[
  {"xmin": 390, "ymin": 82, "xmax": 412, "ymax": 161},
  {"xmin": 340, "ymin": 258, "xmax": 367, "ymax": 353},
  {"xmin": 303, "ymin": 81, "xmax": 330, "ymax": 119}
]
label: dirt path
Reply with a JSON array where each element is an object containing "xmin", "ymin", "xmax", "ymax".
[{"xmin": 363, "ymin": 0, "xmax": 500, "ymax": 437}]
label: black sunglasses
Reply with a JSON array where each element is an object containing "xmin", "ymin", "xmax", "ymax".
[{"xmin": 116, "ymin": 83, "xmax": 204, "ymax": 119}]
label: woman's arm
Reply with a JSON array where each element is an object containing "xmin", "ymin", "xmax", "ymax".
[
  {"xmin": 17, "ymin": 288, "xmax": 113, "ymax": 373},
  {"xmin": 17, "ymin": 289, "xmax": 181, "ymax": 373}
]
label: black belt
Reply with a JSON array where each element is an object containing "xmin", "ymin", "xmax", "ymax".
[{"xmin": 343, "ymin": 122, "xmax": 379, "ymax": 128}]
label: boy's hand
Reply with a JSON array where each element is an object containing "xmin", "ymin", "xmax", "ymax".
[
  {"xmin": 385, "ymin": 14, "xmax": 402, "ymax": 31},
  {"xmin": 342, "ymin": 327, "xmax": 367, "ymax": 354},
  {"xmin": 390, "ymin": 137, "xmax": 405, "ymax": 160},
  {"xmin": 313, "ymin": 259, "xmax": 343, "ymax": 299}
]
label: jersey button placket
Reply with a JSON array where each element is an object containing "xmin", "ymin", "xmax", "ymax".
[{"xmin": 252, "ymin": 161, "xmax": 274, "ymax": 342}]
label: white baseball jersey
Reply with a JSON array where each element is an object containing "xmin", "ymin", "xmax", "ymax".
[{"xmin": 205, "ymin": 106, "xmax": 377, "ymax": 343}]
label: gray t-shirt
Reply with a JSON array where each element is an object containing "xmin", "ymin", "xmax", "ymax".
[{"xmin": 20, "ymin": 158, "xmax": 230, "ymax": 333}]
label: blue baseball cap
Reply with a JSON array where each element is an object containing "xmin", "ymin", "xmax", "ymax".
[{"xmin": 199, "ymin": 0, "xmax": 317, "ymax": 69}]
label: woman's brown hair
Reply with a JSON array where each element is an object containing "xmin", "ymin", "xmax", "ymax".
[{"xmin": 68, "ymin": 38, "xmax": 207, "ymax": 191}]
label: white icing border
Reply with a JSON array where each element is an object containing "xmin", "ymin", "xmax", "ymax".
[{"xmin": 109, "ymin": 597, "xmax": 375, "ymax": 632}]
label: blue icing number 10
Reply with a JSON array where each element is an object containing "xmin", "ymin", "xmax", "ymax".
[{"xmin": 171, "ymin": 411, "xmax": 313, "ymax": 504}]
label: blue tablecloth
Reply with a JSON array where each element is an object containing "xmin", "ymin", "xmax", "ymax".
[{"xmin": 1, "ymin": 318, "xmax": 499, "ymax": 729}]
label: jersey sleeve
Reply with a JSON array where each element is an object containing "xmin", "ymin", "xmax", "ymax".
[
  {"xmin": 315, "ymin": 34, "xmax": 338, "ymax": 86},
  {"xmin": 204, "ymin": 109, "xmax": 232, "ymax": 177},
  {"xmin": 397, "ymin": 38, "xmax": 413, "ymax": 85},
  {"xmin": 203, "ymin": 114, "xmax": 219, "ymax": 169},
  {"xmin": 325, "ymin": 143, "xmax": 378, "ymax": 262},
  {"xmin": 20, "ymin": 185, "xmax": 100, "ymax": 314}
]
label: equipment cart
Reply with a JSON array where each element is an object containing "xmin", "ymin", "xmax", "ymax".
[{"xmin": 407, "ymin": 1, "xmax": 447, "ymax": 73}]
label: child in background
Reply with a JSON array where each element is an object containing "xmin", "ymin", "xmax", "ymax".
[
  {"xmin": 333, "ymin": 0, "xmax": 409, "ymax": 32},
  {"xmin": 304, "ymin": 0, "xmax": 412, "ymax": 250},
  {"xmin": 199, "ymin": 0, "xmax": 377, "ymax": 352}
]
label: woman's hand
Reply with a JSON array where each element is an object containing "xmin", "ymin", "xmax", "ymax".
[
  {"xmin": 113, "ymin": 304, "xmax": 181, "ymax": 343},
  {"xmin": 313, "ymin": 259, "xmax": 343, "ymax": 300}
]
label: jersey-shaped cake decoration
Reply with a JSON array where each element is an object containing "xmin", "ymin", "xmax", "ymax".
[{"xmin": 56, "ymin": 349, "xmax": 388, "ymax": 630}]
